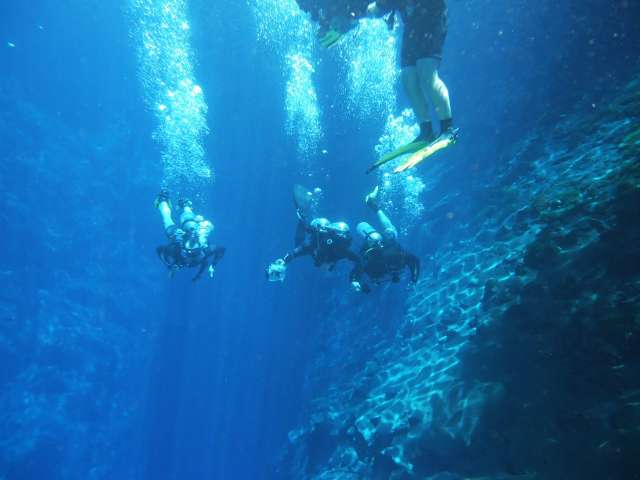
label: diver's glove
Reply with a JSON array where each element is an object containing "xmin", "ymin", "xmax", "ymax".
[
  {"xmin": 208, "ymin": 265, "xmax": 215, "ymax": 278},
  {"xmin": 267, "ymin": 259, "xmax": 287, "ymax": 282},
  {"xmin": 351, "ymin": 281, "xmax": 371, "ymax": 294},
  {"xmin": 319, "ymin": 28, "xmax": 344, "ymax": 48}
]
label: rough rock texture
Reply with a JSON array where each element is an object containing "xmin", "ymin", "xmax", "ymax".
[
  {"xmin": 277, "ymin": 78, "xmax": 640, "ymax": 479},
  {"xmin": 0, "ymin": 91, "xmax": 155, "ymax": 479}
]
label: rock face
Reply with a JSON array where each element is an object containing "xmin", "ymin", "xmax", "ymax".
[
  {"xmin": 0, "ymin": 91, "xmax": 155, "ymax": 479},
  {"xmin": 277, "ymin": 78, "xmax": 640, "ymax": 480}
]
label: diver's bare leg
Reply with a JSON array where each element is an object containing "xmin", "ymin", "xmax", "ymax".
[
  {"xmin": 158, "ymin": 201, "xmax": 175, "ymax": 231},
  {"xmin": 416, "ymin": 57, "xmax": 452, "ymax": 122},
  {"xmin": 401, "ymin": 66, "xmax": 431, "ymax": 124}
]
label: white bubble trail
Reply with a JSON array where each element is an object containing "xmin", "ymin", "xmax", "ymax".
[
  {"xmin": 337, "ymin": 17, "xmax": 399, "ymax": 120},
  {"xmin": 130, "ymin": 0, "xmax": 211, "ymax": 187},
  {"xmin": 375, "ymin": 110, "xmax": 427, "ymax": 230},
  {"xmin": 251, "ymin": 0, "xmax": 322, "ymax": 167}
]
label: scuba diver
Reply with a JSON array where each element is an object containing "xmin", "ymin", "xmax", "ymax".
[
  {"xmin": 296, "ymin": 0, "xmax": 456, "ymax": 171},
  {"xmin": 366, "ymin": 0, "xmax": 457, "ymax": 173},
  {"xmin": 155, "ymin": 190, "xmax": 225, "ymax": 282},
  {"xmin": 350, "ymin": 186, "xmax": 420, "ymax": 293},
  {"xmin": 296, "ymin": 0, "xmax": 370, "ymax": 47},
  {"xmin": 266, "ymin": 184, "xmax": 360, "ymax": 282},
  {"xmin": 372, "ymin": 0, "xmax": 453, "ymax": 141}
]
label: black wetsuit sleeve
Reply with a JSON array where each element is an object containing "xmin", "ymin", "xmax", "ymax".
[
  {"xmin": 345, "ymin": 250, "xmax": 368, "ymax": 289},
  {"xmin": 192, "ymin": 259, "xmax": 208, "ymax": 282},
  {"xmin": 350, "ymin": 262, "xmax": 372, "ymax": 294},
  {"xmin": 284, "ymin": 244, "xmax": 314, "ymax": 264},
  {"xmin": 192, "ymin": 246, "xmax": 226, "ymax": 282},
  {"xmin": 345, "ymin": 249, "xmax": 361, "ymax": 266},
  {"xmin": 349, "ymin": 261, "xmax": 362, "ymax": 282},
  {"xmin": 406, "ymin": 252, "xmax": 420, "ymax": 283},
  {"xmin": 157, "ymin": 244, "xmax": 179, "ymax": 268},
  {"xmin": 375, "ymin": 0, "xmax": 402, "ymax": 14},
  {"xmin": 294, "ymin": 219, "xmax": 310, "ymax": 248},
  {"xmin": 208, "ymin": 245, "xmax": 226, "ymax": 266},
  {"xmin": 296, "ymin": 0, "xmax": 321, "ymax": 19}
]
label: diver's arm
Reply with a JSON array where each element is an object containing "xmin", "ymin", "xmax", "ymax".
[
  {"xmin": 346, "ymin": 250, "xmax": 370, "ymax": 290},
  {"xmin": 157, "ymin": 245, "xmax": 177, "ymax": 267},
  {"xmin": 192, "ymin": 259, "xmax": 208, "ymax": 282},
  {"xmin": 349, "ymin": 260, "xmax": 362, "ymax": 283},
  {"xmin": 345, "ymin": 249, "xmax": 362, "ymax": 266},
  {"xmin": 294, "ymin": 219, "xmax": 309, "ymax": 247},
  {"xmin": 207, "ymin": 245, "xmax": 226, "ymax": 266},
  {"xmin": 406, "ymin": 252, "xmax": 421, "ymax": 283},
  {"xmin": 296, "ymin": 0, "xmax": 321, "ymax": 20},
  {"xmin": 349, "ymin": 262, "xmax": 371, "ymax": 294},
  {"xmin": 283, "ymin": 244, "xmax": 313, "ymax": 264}
]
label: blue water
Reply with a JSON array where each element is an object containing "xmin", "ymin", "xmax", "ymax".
[{"xmin": 1, "ymin": 1, "xmax": 639, "ymax": 479}]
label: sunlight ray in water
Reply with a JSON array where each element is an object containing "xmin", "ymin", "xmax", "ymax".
[
  {"xmin": 375, "ymin": 110, "xmax": 427, "ymax": 231},
  {"xmin": 130, "ymin": 0, "xmax": 211, "ymax": 187},
  {"xmin": 252, "ymin": 0, "xmax": 322, "ymax": 168},
  {"xmin": 284, "ymin": 50, "xmax": 322, "ymax": 166},
  {"xmin": 333, "ymin": 17, "xmax": 425, "ymax": 230},
  {"xmin": 337, "ymin": 17, "xmax": 399, "ymax": 120}
]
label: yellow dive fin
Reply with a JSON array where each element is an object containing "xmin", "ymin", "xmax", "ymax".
[
  {"xmin": 366, "ymin": 140, "xmax": 429, "ymax": 173},
  {"xmin": 394, "ymin": 129, "xmax": 459, "ymax": 173}
]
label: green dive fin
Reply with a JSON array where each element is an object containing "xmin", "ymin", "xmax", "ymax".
[
  {"xmin": 319, "ymin": 30, "xmax": 344, "ymax": 48},
  {"xmin": 366, "ymin": 140, "xmax": 429, "ymax": 173},
  {"xmin": 394, "ymin": 129, "xmax": 459, "ymax": 174}
]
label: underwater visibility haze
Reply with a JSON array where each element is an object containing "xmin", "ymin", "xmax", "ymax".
[{"xmin": 1, "ymin": 0, "xmax": 639, "ymax": 478}]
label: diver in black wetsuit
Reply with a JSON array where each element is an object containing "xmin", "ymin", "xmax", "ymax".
[
  {"xmin": 350, "ymin": 186, "xmax": 420, "ymax": 293},
  {"xmin": 155, "ymin": 190, "xmax": 225, "ymax": 282},
  {"xmin": 368, "ymin": 0, "xmax": 454, "ymax": 143},
  {"xmin": 296, "ymin": 0, "xmax": 370, "ymax": 46},
  {"xmin": 266, "ymin": 185, "xmax": 360, "ymax": 282}
]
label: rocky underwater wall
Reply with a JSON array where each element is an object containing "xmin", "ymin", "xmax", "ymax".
[
  {"xmin": 276, "ymin": 77, "xmax": 640, "ymax": 480},
  {"xmin": 0, "ymin": 89, "xmax": 157, "ymax": 479}
]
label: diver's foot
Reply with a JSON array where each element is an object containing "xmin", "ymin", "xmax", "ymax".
[
  {"xmin": 438, "ymin": 119, "xmax": 457, "ymax": 141},
  {"xmin": 178, "ymin": 198, "xmax": 193, "ymax": 210},
  {"xmin": 365, "ymin": 186, "xmax": 380, "ymax": 211},
  {"xmin": 155, "ymin": 189, "xmax": 170, "ymax": 208},
  {"xmin": 438, "ymin": 126, "xmax": 460, "ymax": 143},
  {"xmin": 413, "ymin": 121, "xmax": 436, "ymax": 144}
]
